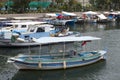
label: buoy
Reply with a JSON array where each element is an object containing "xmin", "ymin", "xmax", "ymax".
[
  {"xmin": 16, "ymin": 38, "xmax": 25, "ymax": 42},
  {"xmin": 31, "ymin": 37, "xmax": 37, "ymax": 42}
]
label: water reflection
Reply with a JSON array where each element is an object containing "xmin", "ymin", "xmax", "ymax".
[
  {"xmin": 11, "ymin": 61, "xmax": 106, "ymax": 80},
  {"xmin": 73, "ymin": 22, "xmax": 120, "ymax": 33}
]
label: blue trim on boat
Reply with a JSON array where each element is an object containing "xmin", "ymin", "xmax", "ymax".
[{"xmin": 13, "ymin": 56, "xmax": 102, "ymax": 69}]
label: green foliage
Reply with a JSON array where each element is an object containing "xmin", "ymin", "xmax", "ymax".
[
  {"xmin": 1, "ymin": 0, "xmax": 120, "ymax": 13},
  {"xmin": 89, "ymin": 0, "xmax": 120, "ymax": 10},
  {"xmin": 0, "ymin": 2, "xmax": 4, "ymax": 8},
  {"xmin": 11, "ymin": 0, "xmax": 31, "ymax": 13}
]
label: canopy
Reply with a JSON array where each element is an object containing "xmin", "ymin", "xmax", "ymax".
[
  {"xmin": 29, "ymin": 1, "xmax": 39, "ymax": 8},
  {"xmin": 97, "ymin": 14, "xmax": 107, "ymax": 19},
  {"xmin": 83, "ymin": 11, "xmax": 97, "ymax": 15},
  {"xmin": 29, "ymin": 1, "xmax": 51, "ymax": 8},
  {"xmin": 117, "ymin": 11, "xmax": 120, "ymax": 14},
  {"xmin": 46, "ymin": 13, "xmax": 57, "ymax": 17},
  {"xmin": 0, "ymin": 17, "xmax": 7, "ymax": 20},
  {"xmin": 12, "ymin": 17, "xmax": 38, "ymax": 20},
  {"xmin": 33, "ymin": 36, "xmax": 101, "ymax": 44},
  {"xmin": 62, "ymin": 11, "xmax": 77, "ymax": 16},
  {"xmin": 6, "ymin": 21, "xmax": 46, "ymax": 25},
  {"xmin": 5, "ymin": 1, "xmax": 14, "ymax": 7}
]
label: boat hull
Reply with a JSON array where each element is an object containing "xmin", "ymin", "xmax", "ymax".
[
  {"xmin": 13, "ymin": 57, "xmax": 105, "ymax": 70},
  {"xmin": 0, "ymin": 32, "xmax": 80, "ymax": 47},
  {"xmin": 10, "ymin": 52, "xmax": 106, "ymax": 70}
]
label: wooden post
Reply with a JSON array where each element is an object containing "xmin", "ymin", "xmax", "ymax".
[
  {"xmin": 38, "ymin": 62, "xmax": 42, "ymax": 68},
  {"xmin": 63, "ymin": 61, "xmax": 66, "ymax": 69}
]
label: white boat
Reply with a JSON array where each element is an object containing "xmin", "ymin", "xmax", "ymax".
[
  {"xmin": 7, "ymin": 36, "xmax": 107, "ymax": 70},
  {"xmin": 0, "ymin": 21, "xmax": 46, "ymax": 39},
  {"xmin": 104, "ymin": 11, "xmax": 118, "ymax": 22},
  {"xmin": 43, "ymin": 12, "xmax": 75, "ymax": 26},
  {"xmin": 96, "ymin": 14, "xmax": 108, "ymax": 23},
  {"xmin": 61, "ymin": 11, "xmax": 84, "ymax": 23},
  {"xmin": 0, "ymin": 23, "xmax": 80, "ymax": 47}
]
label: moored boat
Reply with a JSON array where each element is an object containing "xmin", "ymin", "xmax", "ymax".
[
  {"xmin": 7, "ymin": 36, "xmax": 107, "ymax": 70},
  {"xmin": 0, "ymin": 23, "xmax": 80, "ymax": 47}
]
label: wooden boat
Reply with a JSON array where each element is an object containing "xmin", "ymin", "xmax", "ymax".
[{"xmin": 7, "ymin": 36, "xmax": 107, "ymax": 70}]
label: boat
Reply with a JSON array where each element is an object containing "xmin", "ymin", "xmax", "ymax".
[
  {"xmin": 7, "ymin": 36, "xmax": 107, "ymax": 70},
  {"xmin": 0, "ymin": 21, "xmax": 46, "ymax": 39},
  {"xmin": 96, "ymin": 14, "xmax": 108, "ymax": 23},
  {"xmin": 0, "ymin": 23, "xmax": 80, "ymax": 47},
  {"xmin": 82, "ymin": 11, "xmax": 108, "ymax": 23},
  {"xmin": 61, "ymin": 11, "xmax": 84, "ymax": 24},
  {"xmin": 104, "ymin": 11, "xmax": 118, "ymax": 22},
  {"xmin": 82, "ymin": 11, "xmax": 98, "ymax": 23},
  {"xmin": 43, "ymin": 12, "xmax": 76, "ymax": 26}
]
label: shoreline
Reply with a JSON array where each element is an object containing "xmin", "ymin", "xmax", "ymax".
[
  {"xmin": 0, "ymin": 12, "xmax": 82, "ymax": 18},
  {"xmin": 0, "ymin": 11, "xmax": 119, "ymax": 19}
]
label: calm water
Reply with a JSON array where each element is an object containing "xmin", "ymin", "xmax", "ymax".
[{"xmin": 0, "ymin": 22, "xmax": 120, "ymax": 80}]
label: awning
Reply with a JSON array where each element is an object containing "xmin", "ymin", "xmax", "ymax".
[
  {"xmin": 33, "ymin": 36, "xmax": 101, "ymax": 44},
  {"xmin": 5, "ymin": 1, "xmax": 14, "ymax": 7},
  {"xmin": 62, "ymin": 11, "xmax": 77, "ymax": 16},
  {"xmin": 29, "ymin": 1, "xmax": 39, "ymax": 8},
  {"xmin": 46, "ymin": 13, "xmax": 57, "ymax": 17},
  {"xmin": 97, "ymin": 14, "xmax": 107, "ymax": 19},
  {"xmin": 83, "ymin": 11, "xmax": 97, "ymax": 15},
  {"xmin": 29, "ymin": 1, "xmax": 51, "ymax": 8}
]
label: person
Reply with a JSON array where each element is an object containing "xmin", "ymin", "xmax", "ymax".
[
  {"xmin": 69, "ymin": 50, "xmax": 76, "ymax": 57},
  {"xmin": 57, "ymin": 14, "xmax": 64, "ymax": 20}
]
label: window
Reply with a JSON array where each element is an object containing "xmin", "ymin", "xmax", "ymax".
[
  {"xmin": 21, "ymin": 25, "xmax": 26, "ymax": 28},
  {"xmin": 36, "ymin": 27, "xmax": 45, "ymax": 32}
]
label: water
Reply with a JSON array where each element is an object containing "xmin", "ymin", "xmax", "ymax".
[{"xmin": 0, "ymin": 22, "xmax": 120, "ymax": 80}]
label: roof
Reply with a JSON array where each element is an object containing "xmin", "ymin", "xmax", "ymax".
[
  {"xmin": 83, "ymin": 11, "xmax": 97, "ymax": 15},
  {"xmin": 46, "ymin": 13, "xmax": 57, "ymax": 17},
  {"xmin": 97, "ymin": 14, "xmax": 107, "ymax": 19},
  {"xmin": 12, "ymin": 17, "xmax": 38, "ymax": 20},
  {"xmin": 29, "ymin": 1, "xmax": 51, "ymax": 8},
  {"xmin": 62, "ymin": 11, "xmax": 77, "ymax": 16},
  {"xmin": 33, "ymin": 36, "xmax": 101, "ymax": 44},
  {"xmin": 6, "ymin": 21, "xmax": 46, "ymax": 25},
  {"xmin": 0, "ymin": 17, "xmax": 7, "ymax": 20}
]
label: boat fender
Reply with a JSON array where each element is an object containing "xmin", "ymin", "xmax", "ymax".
[
  {"xmin": 31, "ymin": 37, "xmax": 37, "ymax": 42},
  {"xmin": 16, "ymin": 38, "xmax": 25, "ymax": 42},
  {"xmin": 63, "ymin": 61, "xmax": 66, "ymax": 69},
  {"xmin": 38, "ymin": 62, "xmax": 42, "ymax": 68}
]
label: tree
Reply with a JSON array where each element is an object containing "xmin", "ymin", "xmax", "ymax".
[
  {"xmin": 12, "ymin": 0, "xmax": 32, "ymax": 13},
  {"xmin": 89, "ymin": 0, "xmax": 120, "ymax": 10},
  {"xmin": 67, "ymin": 0, "xmax": 78, "ymax": 11},
  {"xmin": 0, "ymin": 2, "xmax": 4, "ymax": 9},
  {"xmin": 111, "ymin": 0, "xmax": 120, "ymax": 10}
]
